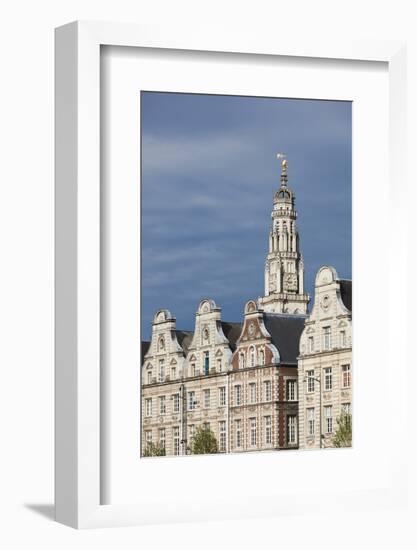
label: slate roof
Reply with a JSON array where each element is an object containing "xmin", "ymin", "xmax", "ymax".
[
  {"xmin": 339, "ymin": 279, "xmax": 352, "ymax": 312},
  {"xmin": 221, "ymin": 321, "xmax": 243, "ymax": 351},
  {"xmin": 263, "ymin": 313, "xmax": 307, "ymax": 365},
  {"xmin": 141, "ymin": 341, "xmax": 150, "ymax": 364},
  {"xmin": 175, "ymin": 330, "xmax": 194, "ymax": 354}
]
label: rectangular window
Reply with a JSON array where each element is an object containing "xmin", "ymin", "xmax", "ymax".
[
  {"xmin": 145, "ymin": 430, "xmax": 152, "ymax": 446},
  {"xmin": 219, "ymin": 386, "xmax": 226, "ymax": 407},
  {"xmin": 287, "ymin": 380, "xmax": 297, "ymax": 401},
  {"xmin": 203, "ymin": 389, "xmax": 210, "ymax": 408},
  {"xmin": 307, "ymin": 370, "xmax": 315, "ymax": 393},
  {"xmin": 265, "ymin": 416, "xmax": 272, "ymax": 445},
  {"xmin": 188, "ymin": 391, "xmax": 196, "ymax": 410},
  {"xmin": 159, "ymin": 428, "xmax": 166, "ymax": 450},
  {"xmin": 203, "ymin": 422, "xmax": 210, "ymax": 431},
  {"xmin": 171, "ymin": 366, "xmax": 176, "ymax": 379},
  {"xmin": 249, "ymin": 383, "xmax": 257, "ymax": 403},
  {"xmin": 191, "ymin": 363, "xmax": 196, "ymax": 377},
  {"xmin": 219, "ymin": 421, "xmax": 226, "ymax": 452},
  {"xmin": 234, "ymin": 384, "xmax": 242, "ymax": 406},
  {"xmin": 145, "ymin": 398, "xmax": 152, "ymax": 417},
  {"xmin": 287, "ymin": 415, "xmax": 297, "ymax": 444},
  {"xmin": 147, "ymin": 371, "xmax": 152, "ymax": 384},
  {"xmin": 325, "ymin": 405, "xmax": 333, "ymax": 433},
  {"xmin": 239, "ymin": 352, "xmax": 245, "ymax": 369},
  {"xmin": 341, "ymin": 403, "xmax": 351, "ymax": 415},
  {"xmin": 264, "ymin": 380, "xmax": 272, "ymax": 401},
  {"xmin": 159, "ymin": 395, "xmax": 166, "ymax": 415},
  {"xmin": 323, "ymin": 326, "xmax": 331, "ymax": 351},
  {"xmin": 173, "ymin": 427, "xmax": 180, "ymax": 455},
  {"xmin": 204, "ymin": 351, "xmax": 209, "ymax": 375},
  {"xmin": 340, "ymin": 330, "xmax": 346, "ymax": 347},
  {"xmin": 172, "ymin": 393, "xmax": 180, "ymax": 413},
  {"xmin": 324, "ymin": 367, "xmax": 333, "ymax": 390},
  {"xmin": 342, "ymin": 364, "xmax": 351, "ymax": 388},
  {"xmin": 188, "ymin": 424, "xmax": 195, "ymax": 442},
  {"xmin": 217, "ymin": 358, "xmax": 222, "ymax": 372},
  {"xmin": 250, "ymin": 417, "xmax": 257, "ymax": 446},
  {"xmin": 159, "ymin": 359, "xmax": 165, "ymax": 382},
  {"xmin": 307, "ymin": 408, "xmax": 315, "ymax": 436},
  {"xmin": 308, "ymin": 336, "xmax": 314, "ymax": 353},
  {"xmin": 235, "ymin": 419, "xmax": 242, "ymax": 448}
]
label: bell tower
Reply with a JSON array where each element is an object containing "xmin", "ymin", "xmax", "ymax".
[{"xmin": 259, "ymin": 155, "xmax": 310, "ymax": 314}]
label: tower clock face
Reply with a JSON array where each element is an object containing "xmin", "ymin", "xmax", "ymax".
[{"xmin": 284, "ymin": 273, "xmax": 297, "ymax": 291}]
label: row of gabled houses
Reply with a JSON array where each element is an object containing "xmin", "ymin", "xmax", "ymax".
[{"xmin": 141, "ymin": 265, "xmax": 352, "ymax": 456}]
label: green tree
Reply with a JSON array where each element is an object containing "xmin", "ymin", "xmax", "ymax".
[
  {"xmin": 189, "ymin": 425, "xmax": 218, "ymax": 455},
  {"xmin": 333, "ymin": 413, "xmax": 352, "ymax": 448},
  {"xmin": 143, "ymin": 442, "xmax": 166, "ymax": 457}
]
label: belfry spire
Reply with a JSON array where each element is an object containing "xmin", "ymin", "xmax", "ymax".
[{"xmin": 259, "ymin": 155, "xmax": 310, "ymax": 314}]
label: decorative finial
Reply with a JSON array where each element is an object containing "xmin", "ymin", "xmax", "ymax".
[{"xmin": 277, "ymin": 153, "xmax": 288, "ymax": 185}]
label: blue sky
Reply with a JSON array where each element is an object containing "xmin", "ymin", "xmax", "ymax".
[{"xmin": 141, "ymin": 92, "xmax": 351, "ymax": 340}]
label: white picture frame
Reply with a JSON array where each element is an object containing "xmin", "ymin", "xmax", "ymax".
[{"xmin": 55, "ymin": 21, "xmax": 407, "ymax": 529}]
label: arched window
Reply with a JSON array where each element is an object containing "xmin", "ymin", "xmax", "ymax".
[
  {"xmin": 250, "ymin": 346, "xmax": 256, "ymax": 367},
  {"xmin": 158, "ymin": 336, "xmax": 165, "ymax": 352},
  {"xmin": 239, "ymin": 352, "xmax": 245, "ymax": 369},
  {"xmin": 259, "ymin": 349, "xmax": 265, "ymax": 366}
]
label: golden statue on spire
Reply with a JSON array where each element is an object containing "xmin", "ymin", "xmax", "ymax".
[
  {"xmin": 277, "ymin": 152, "xmax": 287, "ymax": 171},
  {"xmin": 277, "ymin": 153, "xmax": 288, "ymax": 183}
]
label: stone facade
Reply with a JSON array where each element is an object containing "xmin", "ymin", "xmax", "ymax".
[
  {"xmin": 141, "ymin": 301, "xmax": 241, "ymax": 456},
  {"xmin": 141, "ymin": 309, "xmax": 193, "ymax": 456},
  {"xmin": 180, "ymin": 299, "xmax": 238, "ymax": 454},
  {"xmin": 297, "ymin": 266, "xmax": 352, "ymax": 449},
  {"xmin": 228, "ymin": 300, "xmax": 303, "ymax": 453},
  {"xmin": 141, "ymin": 298, "xmax": 305, "ymax": 457}
]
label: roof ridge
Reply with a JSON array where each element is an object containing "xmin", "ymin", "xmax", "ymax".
[{"xmin": 264, "ymin": 312, "xmax": 307, "ymax": 318}]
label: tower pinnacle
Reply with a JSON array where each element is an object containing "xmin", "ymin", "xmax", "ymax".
[{"xmin": 277, "ymin": 153, "xmax": 288, "ymax": 185}]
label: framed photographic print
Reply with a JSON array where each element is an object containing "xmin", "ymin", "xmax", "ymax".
[{"xmin": 55, "ymin": 22, "xmax": 407, "ymax": 528}]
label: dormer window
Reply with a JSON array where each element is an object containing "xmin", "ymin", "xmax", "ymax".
[
  {"xmin": 250, "ymin": 346, "xmax": 256, "ymax": 367},
  {"xmin": 158, "ymin": 359, "xmax": 165, "ymax": 382},
  {"xmin": 323, "ymin": 327, "xmax": 331, "ymax": 351}
]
